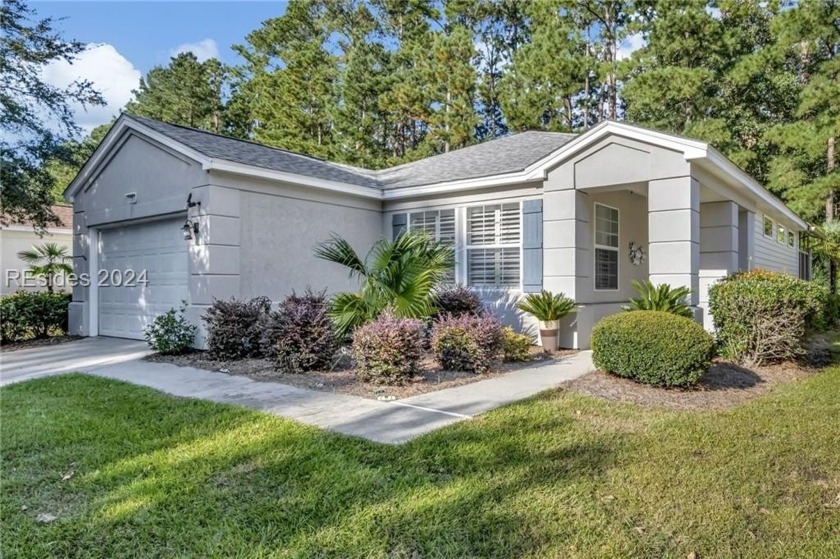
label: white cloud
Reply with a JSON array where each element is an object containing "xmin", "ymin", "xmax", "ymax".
[
  {"xmin": 41, "ymin": 43, "xmax": 141, "ymax": 135},
  {"xmin": 169, "ymin": 39, "xmax": 219, "ymax": 63},
  {"xmin": 617, "ymin": 32, "xmax": 646, "ymax": 61}
]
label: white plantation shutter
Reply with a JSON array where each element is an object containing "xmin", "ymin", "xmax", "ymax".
[
  {"xmin": 408, "ymin": 209, "xmax": 456, "ymax": 282},
  {"xmin": 466, "ymin": 203, "xmax": 521, "ymax": 287}
]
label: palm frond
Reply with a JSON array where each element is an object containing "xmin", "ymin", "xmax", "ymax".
[{"xmin": 314, "ymin": 234, "xmax": 368, "ymax": 279}]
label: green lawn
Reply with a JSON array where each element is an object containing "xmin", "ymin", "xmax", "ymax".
[{"xmin": 2, "ymin": 371, "xmax": 839, "ymax": 559}]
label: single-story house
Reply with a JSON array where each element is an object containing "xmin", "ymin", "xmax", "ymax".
[
  {"xmin": 64, "ymin": 114, "xmax": 810, "ymax": 348},
  {"xmin": 1, "ymin": 205, "xmax": 74, "ymax": 294}
]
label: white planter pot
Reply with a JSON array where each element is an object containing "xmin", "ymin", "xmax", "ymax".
[{"xmin": 538, "ymin": 320, "xmax": 560, "ymax": 351}]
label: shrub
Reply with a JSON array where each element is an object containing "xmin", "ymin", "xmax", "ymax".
[
  {"xmin": 352, "ymin": 312, "xmax": 425, "ymax": 384},
  {"xmin": 0, "ymin": 291, "xmax": 70, "ymax": 343},
  {"xmin": 517, "ymin": 290, "xmax": 575, "ymax": 322},
  {"xmin": 592, "ymin": 311, "xmax": 714, "ymax": 387},
  {"xmin": 708, "ymin": 269, "xmax": 828, "ymax": 365},
  {"xmin": 261, "ymin": 289, "xmax": 339, "ymax": 373},
  {"xmin": 624, "ymin": 280, "xmax": 693, "ymax": 318},
  {"xmin": 203, "ymin": 296, "xmax": 271, "ymax": 360},
  {"xmin": 501, "ymin": 326, "xmax": 532, "ymax": 362},
  {"xmin": 144, "ymin": 301, "xmax": 196, "ymax": 355},
  {"xmin": 315, "ymin": 232, "xmax": 455, "ymax": 335},
  {"xmin": 431, "ymin": 313, "xmax": 504, "ymax": 373},
  {"xmin": 432, "ymin": 284, "xmax": 486, "ymax": 317}
]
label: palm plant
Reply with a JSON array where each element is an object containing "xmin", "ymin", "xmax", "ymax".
[
  {"xmin": 315, "ymin": 231, "xmax": 455, "ymax": 335},
  {"xmin": 624, "ymin": 280, "xmax": 693, "ymax": 318},
  {"xmin": 17, "ymin": 242, "xmax": 73, "ymax": 293},
  {"xmin": 517, "ymin": 290, "xmax": 576, "ymax": 323}
]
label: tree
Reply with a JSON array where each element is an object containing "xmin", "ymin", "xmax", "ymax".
[
  {"xmin": 125, "ymin": 53, "xmax": 230, "ymax": 134},
  {"xmin": 17, "ymin": 242, "xmax": 73, "ymax": 293},
  {"xmin": 235, "ymin": 1, "xmax": 338, "ymax": 159},
  {"xmin": 314, "ymin": 231, "xmax": 455, "ymax": 335},
  {"xmin": 764, "ymin": 1, "xmax": 840, "ymax": 223},
  {"xmin": 1, "ymin": 0, "xmax": 104, "ymax": 231},
  {"xmin": 44, "ymin": 122, "xmax": 112, "ymax": 201}
]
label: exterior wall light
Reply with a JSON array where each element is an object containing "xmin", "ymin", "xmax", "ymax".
[{"xmin": 182, "ymin": 219, "xmax": 198, "ymax": 241}]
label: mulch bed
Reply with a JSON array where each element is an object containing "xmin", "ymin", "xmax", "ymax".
[
  {"xmin": 147, "ymin": 346, "xmax": 577, "ymax": 400},
  {"xmin": 563, "ymin": 359, "xmax": 817, "ymax": 411},
  {"xmin": 0, "ymin": 335, "xmax": 82, "ymax": 353}
]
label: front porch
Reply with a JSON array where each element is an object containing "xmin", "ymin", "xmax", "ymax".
[{"xmin": 541, "ymin": 134, "xmax": 760, "ymax": 349}]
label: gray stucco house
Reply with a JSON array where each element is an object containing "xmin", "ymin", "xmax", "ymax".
[{"xmin": 64, "ymin": 114, "xmax": 810, "ymax": 348}]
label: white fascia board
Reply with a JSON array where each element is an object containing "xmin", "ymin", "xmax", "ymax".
[
  {"xmin": 64, "ymin": 117, "xmax": 211, "ymax": 202},
  {"xmin": 206, "ymin": 159, "xmax": 384, "ymax": 200},
  {"xmin": 381, "ymin": 172, "xmax": 541, "ymax": 200},
  {"xmin": 690, "ymin": 147, "xmax": 807, "ymax": 230},
  {"xmin": 521, "ymin": 120, "xmax": 708, "ymax": 181}
]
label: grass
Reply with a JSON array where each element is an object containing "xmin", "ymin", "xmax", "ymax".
[{"xmin": 2, "ymin": 370, "xmax": 839, "ymax": 558}]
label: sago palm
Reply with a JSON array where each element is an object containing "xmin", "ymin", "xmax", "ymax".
[
  {"xmin": 315, "ymin": 231, "xmax": 455, "ymax": 335},
  {"xmin": 17, "ymin": 242, "xmax": 73, "ymax": 293},
  {"xmin": 624, "ymin": 280, "xmax": 693, "ymax": 318}
]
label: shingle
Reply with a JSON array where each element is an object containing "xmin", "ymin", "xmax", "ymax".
[
  {"xmin": 126, "ymin": 115, "xmax": 379, "ymax": 188},
  {"xmin": 376, "ymin": 132, "xmax": 577, "ymax": 188},
  {"xmin": 125, "ymin": 115, "xmax": 577, "ymax": 191}
]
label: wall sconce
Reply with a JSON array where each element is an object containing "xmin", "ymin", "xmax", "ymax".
[
  {"xmin": 186, "ymin": 193, "xmax": 201, "ymax": 209},
  {"xmin": 182, "ymin": 219, "xmax": 199, "ymax": 241}
]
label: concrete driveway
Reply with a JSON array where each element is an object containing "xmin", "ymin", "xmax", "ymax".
[{"xmin": 0, "ymin": 337, "xmax": 152, "ymax": 386}]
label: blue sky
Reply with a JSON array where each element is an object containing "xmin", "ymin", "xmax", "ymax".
[{"xmin": 32, "ymin": 1, "xmax": 288, "ymax": 133}]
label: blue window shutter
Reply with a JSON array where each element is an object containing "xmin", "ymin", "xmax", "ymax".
[
  {"xmin": 392, "ymin": 213, "xmax": 407, "ymax": 239},
  {"xmin": 522, "ymin": 199, "xmax": 543, "ymax": 293}
]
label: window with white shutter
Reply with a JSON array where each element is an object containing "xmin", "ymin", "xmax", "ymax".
[
  {"xmin": 407, "ymin": 209, "xmax": 456, "ymax": 281},
  {"xmin": 466, "ymin": 203, "xmax": 521, "ymax": 288},
  {"xmin": 594, "ymin": 203, "xmax": 619, "ymax": 290}
]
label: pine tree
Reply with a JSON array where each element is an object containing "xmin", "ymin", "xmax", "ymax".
[
  {"xmin": 126, "ymin": 52, "xmax": 229, "ymax": 133},
  {"xmin": 765, "ymin": 0, "xmax": 840, "ymax": 223},
  {"xmin": 235, "ymin": 1, "xmax": 338, "ymax": 158}
]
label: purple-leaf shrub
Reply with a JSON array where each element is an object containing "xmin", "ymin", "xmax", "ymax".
[
  {"xmin": 431, "ymin": 313, "xmax": 504, "ymax": 374},
  {"xmin": 352, "ymin": 312, "xmax": 425, "ymax": 384},
  {"xmin": 432, "ymin": 284, "xmax": 487, "ymax": 318},
  {"xmin": 203, "ymin": 296, "xmax": 271, "ymax": 360},
  {"xmin": 261, "ymin": 289, "xmax": 339, "ymax": 373}
]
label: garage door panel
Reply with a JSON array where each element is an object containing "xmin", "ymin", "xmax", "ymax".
[{"xmin": 98, "ymin": 218, "xmax": 188, "ymax": 340}]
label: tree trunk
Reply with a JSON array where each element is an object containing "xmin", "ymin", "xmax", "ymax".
[{"xmin": 829, "ymin": 136, "xmax": 837, "ymax": 294}]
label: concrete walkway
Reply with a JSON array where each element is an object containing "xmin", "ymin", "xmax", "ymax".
[{"xmin": 1, "ymin": 338, "xmax": 594, "ymax": 444}]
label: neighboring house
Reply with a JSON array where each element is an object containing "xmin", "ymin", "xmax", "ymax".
[
  {"xmin": 0, "ymin": 205, "xmax": 74, "ymax": 294},
  {"xmin": 64, "ymin": 115, "xmax": 810, "ymax": 348}
]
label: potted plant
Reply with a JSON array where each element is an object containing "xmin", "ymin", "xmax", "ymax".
[{"xmin": 517, "ymin": 290, "xmax": 576, "ymax": 351}]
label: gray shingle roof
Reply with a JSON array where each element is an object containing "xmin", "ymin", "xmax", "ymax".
[{"xmin": 126, "ymin": 114, "xmax": 577, "ymax": 191}]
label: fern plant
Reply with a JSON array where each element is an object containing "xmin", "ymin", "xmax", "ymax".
[
  {"xmin": 517, "ymin": 290, "xmax": 576, "ymax": 322},
  {"xmin": 624, "ymin": 280, "xmax": 693, "ymax": 318}
]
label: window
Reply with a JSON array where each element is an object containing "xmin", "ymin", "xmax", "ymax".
[
  {"xmin": 788, "ymin": 230, "xmax": 795, "ymax": 248},
  {"xmin": 763, "ymin": 216, "xmax": 773, "ymax": 237},
  {"xmin": 594, "ymin": 203, "xmax": 619, "ymax": 290},
  {"xmin": 777, "ymin": 225, "xmax": 786, "ymax": 244},
  {"xmin": 466, "ymin": 203, "xmax": 521, "ymax": 287},
  {"xmin": 408, "ymin": 209, "xmax": 456, "ymax": 281}
]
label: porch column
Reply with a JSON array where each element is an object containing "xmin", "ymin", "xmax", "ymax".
[
  {"xmin": 738, "ymin": 210, "xmax": 755, "ymax": 271},
  {"xmin": 648, "ymin": 176, "xmax": 700, "ymax": 317},
  {"xmin": 699, "ymin": 201, "xmax": 739, "ymax": 329},
  {"xmin": 543, "ymin": 184, "xmax": 590, "ymax": 348}
]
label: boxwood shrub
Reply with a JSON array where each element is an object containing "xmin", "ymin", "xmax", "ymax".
[
  {"xmin": 431, "ymin": 313, "xmax": 504, "ymax": 373},
  {"xmin": 352, "ymin": 312, "xmax": 425, "ymax": 384},
  {"xmin": 708, "ymin": 269, "xmax": 828, "ymax": 365},
  {"xmin": 0, "ymin": 291, "xmax": 70, "ymax": 343},
  {"xmin": 591, "ymin": 311, "xmax": 714, "ymax": 387}
]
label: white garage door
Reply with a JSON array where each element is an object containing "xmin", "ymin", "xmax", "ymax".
[{"xmin": 98, "ymin": 217, "xmax": 188, "ymax": 339}]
